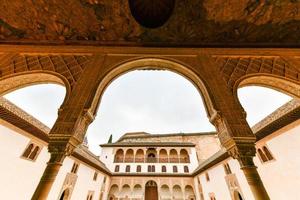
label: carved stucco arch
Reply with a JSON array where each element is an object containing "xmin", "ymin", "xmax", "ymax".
[
  {"xmin": 91, "ymin": 57, "xmax": 218, "ymax": 121},
  {"xmin": 0, "ymin": 71, "xmax": 71, "ymax": 107},
  {"xmin": 234, "ymin": 74, "xmax": 300, "ymax": 99}
]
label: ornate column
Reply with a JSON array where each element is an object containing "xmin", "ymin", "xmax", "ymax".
[
  {"xmin": 198, "ymin": 54, "xmax": 270, "ymax": 200},
  {"xmin": 31, "ymin": 55, "xmax": 105, "ymax": 200},
  {"xmin": 229, "ymin": 144, "xmax": 270, "ymax": 200},
  {"xmin": 31, "ymin": 144, "xmax": 73, "ymax": 200}
]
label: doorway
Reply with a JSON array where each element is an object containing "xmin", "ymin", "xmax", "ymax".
[{"xmin": 145, "ymin": 181, "xmax": 158, "ymax": 200}]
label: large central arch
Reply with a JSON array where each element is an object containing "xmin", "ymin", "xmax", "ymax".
[
  {"xmin": 91, "ymin": 57, "xmax": 218, "ymax": 121},
  {"xmin": 145, "ymin": 180, "xmax": 158, "ymax": 200}
]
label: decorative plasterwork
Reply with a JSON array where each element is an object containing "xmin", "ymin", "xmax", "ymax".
[
  {"xmin": 1, "ymin": 0, "xmax": 300, "ymax": 45},
  {"xmin": 0, "ymin": 54, "xmax": 91, "ymax": 89},
  {"xmin": 214, "ymin": 56, "xmax": 300, "ymax": 90}
]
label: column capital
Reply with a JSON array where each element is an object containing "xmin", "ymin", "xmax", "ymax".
[
  {"xmin": 48, "ymin": 140, "xmax": 76, "ymax": 164},
  {"xmin": 228, "ymin": 143, "xmax": 257, "ymax": 168}
]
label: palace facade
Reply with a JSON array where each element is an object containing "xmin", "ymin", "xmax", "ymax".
[{"xmin": 1, "ymin": 96, "xmax": 299, "ymax": 200}]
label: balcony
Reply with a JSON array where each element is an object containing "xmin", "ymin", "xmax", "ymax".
[
  {"xmin": 169, "ymin": 157, "xmax": 179, "ymax": 163},
  {"xmin": 124, "ymin": 157, "xmax": 134, "ymax": 163},
  {"xmin": 159, "ymin": 157, "xmax": 169, "ymax": 163},
  {"xmin": 180, "ymin": 157, "xmax": 190, "ymax": 163},
  {"xmin": 135, "ymin": 157, "xmax": 145, "ymax": 163},
  {"xmin": 146, "ymin": 157, "xmax": 158, "ymax": 163},
  {"xmin": 114, "ymin": 157, "xmax": 124, "ymax": 163}
]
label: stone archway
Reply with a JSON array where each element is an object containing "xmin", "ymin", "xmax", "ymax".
[
  {"xmin": 145, "ymin": 181, "xmax": 158, "ymax": 200},
  {"xmin": 0, "ymin": 72, "xmax": 70, "ymax": 106},
  {"xmin": 91, "ymin": 57, "xmax": 218, "ymax": 120},
  {"xmin": 234, "ymin": 75, "xmax": 300, "ymax": 100}
]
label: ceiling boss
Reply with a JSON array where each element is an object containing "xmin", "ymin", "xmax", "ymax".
[{"xmin": 128, "ymin": 0, "xmax": 176, "ymax": 28}]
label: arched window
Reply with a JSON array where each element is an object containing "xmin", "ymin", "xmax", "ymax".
[
  {"xmin": 93, "ymin": 172, "xmax": 98, "ymax": 181},
  {"xmin": 115, "ymin": 165, "xmax": 120, "ymax": 172},
  {"xmin": 136, "ymin": 165, "xmax": 141, "ymax": 172},
  {"xmin": 148, "ymin": 165, "xmax": 155, "ymax": 172},
  {"xmin": 135, "ymin": 149, "xmax": 144, "ymax": 163},
  {"xmin": 162, "ymin": 165, "xmax": 167, "ymax": 172},
  {"xmin": 125, "ymin": 149, "xmax": 134, "ymax": 163},
  {"xmin": 22, "ymin": 142, "xmax": 41, "ymax": 161},
  {"xmin": 71, "ymin": 162, "xmax": 79, "ymax": 174},
  {"xmin": 257, "ymin": 149, "xmax": 268, "ymax": 162},
  {"xmin": 184, "ymin": 166, "xmax": 189, "ymax": 173},
  {"xmin": 180, "ymin": 149, "xmax": 190, "ymax": 163},
  {"xmin": 125, "ymin": 165, "xmax": 130, "ymax": 172},
  {"xmin": 29, "ymin": 146, "xmax": 39, "ymax": 160},
  {"xmin": 159, "ymin": 149, "xmax": 168, "ymax": 163},
  {"xmin": 263, "ymin": 146, "xmax": 274, "ymax": 161},
  {"xmin": 114, "ymin": 149, "xmax": 124, "ymax": 163},
  {"xmin": 173, "ymin": 166, "xmax": 178, "ymax": 173},
  {"xmin": 205, "ymin": 172, "xmax": 210, "ymax": 182},
  {"xmin": 169, "ymin": 149, "xmax": 179, "ymax": 163},
  {"xmin": 223, "ymin": 163, "xmax": 232, "ymax": 175},
  {"xmin": 22, "ymin": 143, "xmax": 34, "ymax": 158},
  {"xmin": 146, "ymin": 148, "xmax": 157, "ymax": 163},
  {"xmin": 152, "ymin": 165, "xmax": 155, "ymax": 172}
]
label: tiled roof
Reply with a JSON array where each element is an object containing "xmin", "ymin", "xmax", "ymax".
[
  {"xmin": 192, "ymin": 99, "xmax": 300, "ymax": 175},
  {"xmin": 0, "ymin": 97, "xmax": 111, "ymax": 175},
  {"xmin": 100, "ymin": 142, "xmax": 195, "ymax": 147}
]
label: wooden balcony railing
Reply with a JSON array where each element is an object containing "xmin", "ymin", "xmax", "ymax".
[
  {"xmin": 169, "ymin": 157, "xmax": 179, "ymax": 163},
  {"xmin": 159, "ymin": 157, "xmax": 169, "ymax": 163},
  {"xmin": 146, "ymin": 157, "xmax": 158, "ymax": 163},
  {"xmin": 134, "ymin": 157, "xmax": 145, "ymax": 163},
  {"xmin": 180, "ymin": 157, "xmax": 190, "ymax": 163},
  {"xmin": 114, "ymin": 157, "xmax": 124, "ymax": 163},
  {"xmin": 124, "ymin": 157, "xmax": 134, "ymax": 163}
]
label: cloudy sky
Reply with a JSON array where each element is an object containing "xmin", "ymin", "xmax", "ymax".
[{"xmin": 4, "ymin": 71, "xmax": 292, "ymax": 155}]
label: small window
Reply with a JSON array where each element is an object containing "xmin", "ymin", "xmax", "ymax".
[
  {"xmin": 152, "ymin": 165, "xmax": 155, "ymax": 172},
  {"xmin": 126, "ymin": 165, "xmax": 130, "ymax": 172},
  {"xmin": 93, "ymin": 172, "xmax": 98, "ymax": 181},
  {"xmin": 162, "ymin": 165, "xmax": 167, "ymax": 172},
  {"xmin": 257, "ymin": 148, "xmax": 268, "ymax": 163},
  {"xmin": 21, "ymin": 142, "xmax": 41, "ymax": 161},
  {"xmin": 173, "ymin": 166, "xmax": 178, "ymax": 173},
  {"xmin": 115, "ymin": 165, "xmax": 120, "ymax": 172},
  {"xmin": 148, "ymin": 165, "xmax": 155, "ymax": 172},
  {"xmin": 22, "ymin": 143, "xmax": 34, "ymax": 158},
  {"xmin": 103, "ymin": 176, "xmax": 107, "ymax": 183},
  {"xmin": 205, "ymin": 172, "xmax": 210, "ymax": 182},
  {"xmin": 184, "ymin": 166, "xmax": 189, "ymax": 173},
  {"xmin": 137, "ymin": 165, "xmax": 141, "ymax": 172},
  {"xmin": 71, "ymin": 162, "xmax": 79, "ymax": 174},
  {"xmin": 87, "ymin": 191, "xmax": 94, "ymax": 200},
  {"xmin": 223, "ymin": 163, "xmax": 232, "ymax": 175},
  {"xmin": 263, "ymin": 146, "xmax": 274, "ymax": 161}
]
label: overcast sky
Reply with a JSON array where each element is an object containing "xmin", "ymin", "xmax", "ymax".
[{"xmin": 4, "ymin": 71, "xmax": 292, "ymax": 155}]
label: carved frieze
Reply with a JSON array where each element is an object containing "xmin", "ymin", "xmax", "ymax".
[{"xmin": 1, "ymin": 1, "xmax": 300, "ymax": 45}]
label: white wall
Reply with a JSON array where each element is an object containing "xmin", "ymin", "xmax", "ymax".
[
  {"xmin": 197, "ymin": 119, "xmax": 300, "ymax": 200},
  {"xmin": 255, "ymin": 120, "xmax": 300, "ymax": 200},
  {"xmin": 0, "ymin": 120, "xmax": 108, "ymax": 200},
  {"xmin": 0, "ymin": 121, "xmax": 49, "ymax": 200}
]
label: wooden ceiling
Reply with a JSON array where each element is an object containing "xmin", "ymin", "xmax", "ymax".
[{"xmin": 1, "ymin": 0, "xmax": 300, "ymax": 47}]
